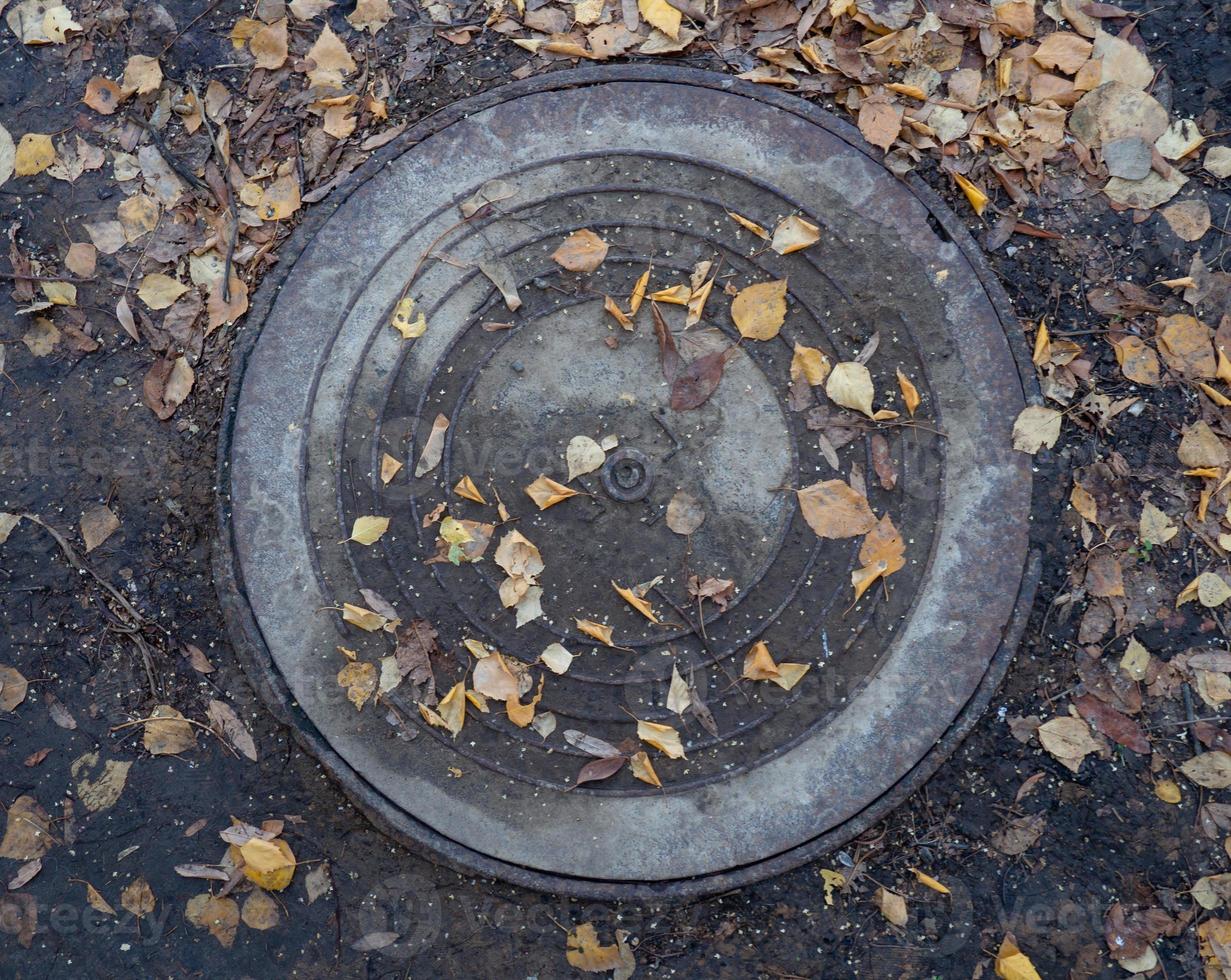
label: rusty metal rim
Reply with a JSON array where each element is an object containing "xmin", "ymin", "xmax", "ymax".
[{"xmin": 216, "ymin": 64, "xmax": 1040, "ymax": 900}]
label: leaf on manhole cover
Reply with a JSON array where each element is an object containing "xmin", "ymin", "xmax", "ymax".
[
  {"xmin": 826, "ymin": 361, "xmax": 875, "ymax": 417},
  {"xmin": 771, "ymin": 214, "xmax": 820, "ymax": 255},
  {"xmin": 70, "ymin": 751, "xmax": 132, "ymax": 812},
  {"xmin": 0, "ymin": 795, "xmax": 52, "ymax": 860},
  {"xmin": 414, "ymin": 413, "xmax": 449, "ymax": 477},
  {"xmin": 186, "ymin": 893, "xmax": 240, "ymax": 948},
  {"xmin": 741, "ymin": 642, "xmax": 809, "ymax": 691},
  {"xmin": 731, "ymin": 279, "xmax": 787, "ymax": 340},
  {"xmin": 143, "ymin": 704, "xmax": 196, "ymax": 756},
  {"xmin": 120, "ymin": 877, "xmax": 155, "ymax": 918},
  {"xmin": 612, "ymin": 581, "xmax": 659, "ymax": 623},
  {"xmin": 551, "ymin": 228, "xmax": 608, "ymax": 273},
  {"xmin": 525, "ymin": 474, "xmax": 579, "ymax": 510},
  {"xmin": 797, "ymin": 480, "xmax": 876, "ymax": 539},
  {"xmin": 666, "ymin": 490, "xmax": 705, "ymax": 535},
  {"xmin": 0, "ymin": 664, "xmax": 29, "ymax": 712},
  {"xmin": 637, "ymin": 718, "xmax": 685, "ymax": 759},
  {"xmin": 345, "ymin": 515, "xmax": 390, "ymax": 545},
  {"xmin": 851, "ymin": 514, "xmax": 905, "ymax": 602}
]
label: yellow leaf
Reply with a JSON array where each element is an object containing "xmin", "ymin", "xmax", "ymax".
[
  {"xmin": 826, "ymin": 361, "xmax": 875, "ymax": 416},
  {"xmin": 1199, "ymin": 382, "xmax": 1231, "ymax": 407},
  {"xmin": 551, "ymin": 228, "xmax": 608, "ymax": 273},
  {"xmin": 953, "ymin": 172, "xmax": 988, "ymax": 216},
  {"xmin": 566, "ymin": 923, "xmax": 636, "ymax": 975},
  {"xmin": 629, "ymin": 750, "xmax": 662, "ymax": 787},
  {"xmin": 649, "ymin": 283, "xmax": 690, "ymax": 305},
  {"xmin": 731, "ymin": 279, "xmax": 788, "ymax": 340},
  {"xmin": 820, "ymin": 868, "xmax": 845, "ymax": 905},
  {"xmin": 637, "ymin": 0, "xmax": 681, "ymax": 39},
  {"xmin": 380, "ymin": 453, "xmax": 403, "ymax": 484},
  {"xmin": 238, "ymin": 837, "xmax": 296, "ymax": 892},
  {"xmin": 727, "ymin": 210, "xmax": 770, "ymax": 239},
  {"xmin": 909, "ymin": 868, "xmax": 950, "ymax": 894},
  {"xmin": 336, "ymin": 661, "xmax": 377, "ymax": 710},
  {"xmin": 791, "ymin": 344, "xmax": 831, "ymax": 386},
  {"xmin": 797, "ymin": 480, "xmax": 876, "ymax": 539},
  {"xmin": 576, "ymin": 618, "xmax": 616, "ymax": 647},
  {"xmin": 506, "ymin": 676, "xmax": 543, "ymax": 728},
  {"xmin": 995, "ymin": 934, "xmax": 1042, "ymax": 980},
  {"xmin": 686, "ymin": 277, "xmax": 714, "ymax": 327},
  {"xmin": 1155, "ymin": 779, "xmax": 1182, "ymax": 804},
  {"xmin": 771, "ymin": 214, "xmax": 820, "ymax": 255},
  {"xmin": 439, "ymin": 517, "xmax": 473, "ymax": 545},
  {"xmin": 84, "ymin": 882, "xmax": 116, "ymax": 916},
  {"xmin": 540, "ymin": 642, "xmax": 574, "ymax": 674},
  {"xmin": 612, "ymin": 581, "xmax": 659, "ymax": 623},
  {"xmin": 342, "ymin": 603, "xmax": 387, "ymax": 631},
  {"xmin": 896, "ymin": 369, "xmax": 920, "ymax": 416},
  {"xmin": 346, "ymin": 515, "xmax": 390, "ymax": 545},
  {"xmin": 525, "ymin": 474, "xmax": 579, "ymax": 510},
  {"xmin": 637, "ymin": 719, "xmax": 686, "ymax": 758},
  {"xmin": 1032, "ymin": 319, "xmax": 1050, "ymax": 366},
  {"xmin": 390, "ymin": 295, "xmax": 427, "ymax": 338},
  {"xmin": 851, "ymin": 514, "xmax": 905, "ymax": 601},
  {"xmin": 604, "ymin": 294, "xmax": 633, "ymax": 330},
  {"xmin": 769, "ymin": 662, "xmax": 809, "ymax": 690},
  {"xmin": 464, "ymin": 638, "xmax": 492, "ymax": 659},
  {"xmin": 40, "ymin": 280, "xmax": 76, "ymax": 306},
  {"xmin": 629, "ymin": 266, "xmax": 651, "ymax": 314},
  {"xmin": 877, "ymin": 886, "xmax": 908, "ymax": 926},
  {"xmin": 454, "ymin": 475, "xmax": 486, "ymax": 504},
  {"xmin": 742, "ymin": 641, "xmax": 780, "ymax": 680},
  {"xmin": 420, "ymin": 681, "xmax": 465, "ymax": 736},
  {"xmin": 14, "ymin": 133, "xmax": 55, "ymax": 176}
]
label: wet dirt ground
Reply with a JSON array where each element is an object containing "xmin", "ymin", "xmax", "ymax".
[{"xmin": 1, "ymin": 0, "xmax": 1230, "ymax": 977}]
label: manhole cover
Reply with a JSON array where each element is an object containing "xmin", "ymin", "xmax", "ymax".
[{"xmin": 217, "ymin": 66, "xmax": 1038, "ymax": 900}]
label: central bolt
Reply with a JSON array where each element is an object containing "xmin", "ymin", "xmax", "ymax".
[{"xmin": 601, "ymin": 448, "xmax": 654, "ymax": 502}]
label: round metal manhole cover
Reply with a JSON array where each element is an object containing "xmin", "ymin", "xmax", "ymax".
[{"xmin": 217, "ymin": 66, "xmax": 1037, "ymax": 900}]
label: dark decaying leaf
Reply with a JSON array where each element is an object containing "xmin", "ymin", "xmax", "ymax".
[
  {"xmin": 563, "ymin": 729, "xmax": 623, "ymax": 758},
  {"xmin": 652, "ymin": 302, "xmax": 682, "ymax": 383},
  {"xmin": 572, "ymin": 754, "xmax": 627, "ymax": 788},
  {"xmin": 1104, "ymin": 902, "xmax": 1173, "ymax": 960},
  {"xmin": 1073, "ymin": 693, "xmax": 1150, "ymax": 754},
  {"xmin": 670, "ymin": 347, "xmax": 737, "ymax": 412},
  {"xmin": 394, "ymin": 617, "xmax": 439, "ymax": 704}
]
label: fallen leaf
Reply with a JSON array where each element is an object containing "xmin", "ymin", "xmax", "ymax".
[
  {"xmin": 637, "ymin": 0, "xmax": 680, "ymax": 38},
  {"xmin": 637, "ymin": 719, "xmax": 685, "ymax": 758},
  {"xmin": 826, "ymin": 361, "xmax": 875, "ymax": 417},
  {"xmin": 995, "ymin": 933, "xmax": 1042, "ymax": 980},
  {"xmin": 83, "ymin": 882, "xmax": 115, "ymax": 916},
  {"xmin": 14, "ymin": 133, "xmax": 55, "ymax": 176},
  {"xmin": 143, "ymin": 704, "xmax": 196, "ymax": 755},
  {"xmin": 858, "ymin": 94, "xmax": 903, "ymax": 151},
  {"xmin": 1011, "ymin": 405, "xmax": 1062, "ymax": 453},
  {"xmin": 791, "ymin": 345, "xmax": 831, "ymax": 387},
  {"xmin": 1162, "ymin": 199, "xmax": 1212, "ymax": 242},
  {"xmin": 1183, "ymin": 750, "xmax": 1231, "ymax": 788},
  {"xmin": 567, "ymin": 922, "xmax": 637, "ymax": 977},
  {"xmin": 629, "ymin": 751, "xmax": 662, "ymax": 788},
  {"xmin": 121, "ymin": 55, "xmax": 162, "ymax": 95},
  {"xmin": 798, "ymin": 480, "xmax": 876, "ymax": 539},
  {"xmin": 121, "ymin": 877, "xmax": 155, "ymax": 918},
  {"xmin": 576, "ymin": 619, "xmax": 617, "ymax": 647},
  {"xmin": 346, "ymin": 515, "xmax": 390, "ymax": 545},
  {"xmin": 952, "ymin": 172, "xmax": 988, "ymax": 215},
  {"xmin": 70, "ymin": 751, "xmax": 131, "ymax": 812},
  {"xmin": 390, "ymin": 295, "xmax": 427, "ymax": 338},
  {"xmin": 0, "ymin": 795, "xmax": 52, "ymax": 860},
  {"xmin": 0, "ymin": 665, "xmax": 29, "ymax": 712},
  {"xmin": 910, "ymin": 868, "xmax": 950, "ymax": 894},
  {"xmin": 380, "ymin": 453, "xmax": 403, "ymax": 484},
  {"xmin": 613, "ymin": 581, "xmax": 659, "ymax": 623},
  {"xmin": 771, "ymin": 215, "xmax": 820, "ymax": 255},
  {"xmin": 206, "ymin": 700, "xmax": 258, "ymax": 762},
  {"xmin": 567, "ymin": 435, "xmax": 606, "ymax": 481},
  {"xmin": 666, "ymin": 490, "xmax": 705, "ymax": 535},
  {"xmin": 727, "ymin": 211, "xmax": 769, "ymax": 238},
  {"xmin": 552, "ymin": 229, "xmax": 608, "ymax": 273},
  {"xmin": 851, "ymin": 514, "xmax": 905, "ymax": 601},
  {"xmin": 238, "ymin": 836, "xmax": 296, "ymax": 891},
  {"xmin": 304, "ymin": 24, "xmax": 355, "ymax": 89},
  {"xmin": 1108, "ymin": 333, "xmax": 1160, "ymax": 386},
  {"xmin": 241, "ymin": 890, "xmax": 280, "ymax": 930},
  {"xmin": 1037, "ymin": 715, "xmax": 1100, "ymax": 772},
  {"xmin": 420, "ymin": 681, "xmax": 466, "ymax": 736},
  {"xmin": 346, "ymin": 0, "xmax": 392, "ymax": 33},
  {"xmin": 415, "ymin": 413, "xmax": 449, "ymax": 477},
  {"xmin": 877, "ymin": 887, "xmax": 907, "ymax": 926},
  {"xmin": 337, "ymin": 660, "xmax": 377, "ymax": 710},
  {"xmin": 1178, "ymin": 572, "xmax": 1231, "ymax": 609},
  {"xmin": 186, "ymin": 893, "xmax": 240, "ymax": 948},
  {"xmin": 540, "ymin": 643, "xmax": 574, "ymax": 674},
  {"xmin": 731, "ymin": 279, "xmax": 787, "ymax": 340},
  {"xmin": 525, "ymin": 474, "xmax": 579, "ymax": 510},
  {"xmin": 249, "ymin": 18, "xmax": 288, "ymax": 68},
  {"xmin": 1139, "ymin": 502, "xmax": 1177, "ymax": 545}
]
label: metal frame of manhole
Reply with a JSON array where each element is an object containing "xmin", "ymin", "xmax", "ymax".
[{"xmin": 215, "ymin": 65, "xmax": 1041, "ymax": 902}]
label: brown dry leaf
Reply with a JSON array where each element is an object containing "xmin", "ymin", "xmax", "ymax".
[
  {"xmin": 1108, "ymin": 333, "xmax": 1160, "ymax": 386},
  {"xmin": 120, "ymin": 877, "xmax": 155, "ymax": 918},
  {"xmin": 207, "ymin": 273, "xmax": 248, "ymax": 330},
  {"xmin": 637, "ymin": 719, "xmax": 686, "ymax": 758},
  {"xmin": 83, "ymin": 76, "xmax": 124, "ymax": 115},
  {"xmin": 80, "ymin": 503, "xmax": 120, "ymax": 553},
  {"xmin": 337, "ymin": 660, "xmax": 377, "ymax": 710},
  {"xmin": 525, "ymin": 474, "xmax": 579, "ymax": 510},
  {"xmin": 798, "ymin": 480, "xmax": 876, "ymax": 539},
  {"xmin": 826, "ymin": 361, "xmax": 875, "ymax": 417},
  {"xmin": 83, "ymin": 882, "xmax": 115, "ymax": 916},
  {"xmin": 346, "ymin": 0, "xmax": 392, "ymax": 33},
  {"xmin": 877, "ymin": 887, "xmax": 908, "ymax": 927},
  {"xmin": 742, "ymin": 641, "xmax": 780, "ymax": 681},
  {"xmin": 852, "ymin": 514, "xmax": 905, "ymax": 601},
  {"xmin": 1139, "ymin": 502, "xmax": 1177, "ymax": 545},
  {"xmin": 1032, "ymin": 31, "xmax": 1092, "ymax": 74},
  {"xmin": 858, "ymin": 94, "xmax": 902, "ymax": 152},
  {"xmin": 249, "ymin": 18, "xmax": 288, "ymax": 69},
  {"xmin": 65, "ymin": 242, "xmax": 95, "ymax": 277},
  {"xmin": 453, "ymin": 475, "xmax": 485, "ymax": 504},
  {"xmin": 613, "ymin": 581, "xmax": 659, "ymax": 623},
  {"xmin": 566, "ymin": 922, "xmax": 637, "ymax": 977},
  {"xmin": 731, "ymin": 279, "xmax": 787, "ymax": 340},
  {"xmin": 552, "ymin": 229, "xmax": 608, "ymax": 273},
  {"xmin": 1086, "ymin": 552, "xmax": 1125, "ymax": 598},
  {"xmin": 473, "ymin": 652, "xmax": 521, "ymax": 702},
  {"xmin": 342, "ymin": 602, "xmax": 388, "ymax": 631},
  {"xmin": 380, "ymin": 453, "xmax": 403, "ymax": 484},
  {"xmin": 604, "ymin": 295, "xmax": 633, "ymax": 330},
  {"xmin": 771, "ymin": 215, "xmax": 820, "ymax": 255},
  {"xmin": 576, "ymin": 619, "xmax": 617, "ymax": 647},
  {"xmin": 143, "ymin": 355, "xmax": 195, "ymax": 421},
  {"xmin": 727, "ymin": 211, "xmax": 769, "ymax": 239},
  {"xmin": 14, "ymin": 133, "xmax": 55, "ymax": 176},
  {"xmin": 0, "ymin": 795, "xmax": 52, "ymax": 860},
  {"xmin": 666, "ymin": 490, "xmax": 704, "ymax": 535},
  {"xmin": 1157, "ymin": 313, "xmax": 1215, "ymax": 378},
  {"xmin": 990, "ymin": 812, "xmax": 1046, "ymax": 856},
  {"xmin": 540, "ymin": 643, "xmax": 574, "ymax": 675},
  {"xmin": 143, "ymin": 704, "xmax": 196, "ymax": 755},
  {"xmin": 117, "ymin": 194, "xmax": 159, "ymax": 240},
  {"xmin": 895, "ymin": 369, "xmax": 920, "ymax": 415},
  {"xmin": 305, "ymin": 24, "xmax": 356, "ymax": 89},
  {"xmin": 238, "ymin": 836, "xmax": 296, "ymax": 891},
  {"xmin": 186, "ymin": 893, "xmax": 240, "ymax": 948},
  {"xmin": 1037, "ymin": 715, "xmax": 1101, "ymax": 772},
  {"xmin": 1182, "ymin": 751, "xmax": 1231, "ymax": 789},
  {"xmin": 507, "ymin": 676, "xmax": 543, "ymax": 728},
  {"xmin": 121, "ymin": 55, "xmax": 162, "ymax": 96},
  {"xmin": 241, "ymin": 890, "xmax": 279, "ymax": 930},
  {"xmin": 1162, "ymin": 200, "xmax": 1212, "ymax": 242},
  {"xmin": 0, "ymin": 664, "xmax": 29, "ymax": 712},
  {"xmin": 1011, "ymin": 405, "xmax": 1062, "ymax": 453},
  {"xmin": 415, "ymin": 413, "xmax": 449, "ymax": 477}
]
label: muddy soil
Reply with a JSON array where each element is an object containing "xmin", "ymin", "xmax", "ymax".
[{"xmin": 0, "ymin": 0, "xmax": 1228, "ymax": 977}]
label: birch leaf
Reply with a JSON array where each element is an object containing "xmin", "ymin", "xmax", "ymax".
[
  {"xmin": 771, "ymin": 215, "xmax": 820, "ymax": 255},
  {"xmin": 551, "ymin": 229, "xmax": 608, "ymax": 272},
  {"xmin": 525, "ymin": 474, "xmax": 579, "ymax": 510},
  {"xmin": 826, "ymin": 361, "xmax": 875, "ymax": 417},
  {"xmin": 637, "ymin": 0, "xmax": 681, "ymax": 38},
  {"xmin": 731, "ymin": 279, "xmax": 787, "ymax": 340},
  {"xmin": 637, "ymin": 719, "xmax": 686, "ymax": 758},
  {"xmin": 612, "ymin": 581, "xmax": 659, "ymax": 623},
  {"xmin": 630, "ymin": 751, "xmax": 662, "ymax": 787},
  {"xmin": 346, "ymin": 515, "xmax": 390, "ymax": 545},
  {"xmin": 415, "ymin": 413, "xmax": 449, "ymax": 477},
  {"xmin": 540, "ymin": 643, "xmax": 574, "ymax": 674},
  {"xmin": 797, "ymin": 480, "xmax": 876, "ymax": 539},
  {"xmin": 576, "ymin": 619, "xmax": 616, "ymax": 647},
  {"xmin": 567, "ymin": 436, "xmax": 606, "ymax": 481}
]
